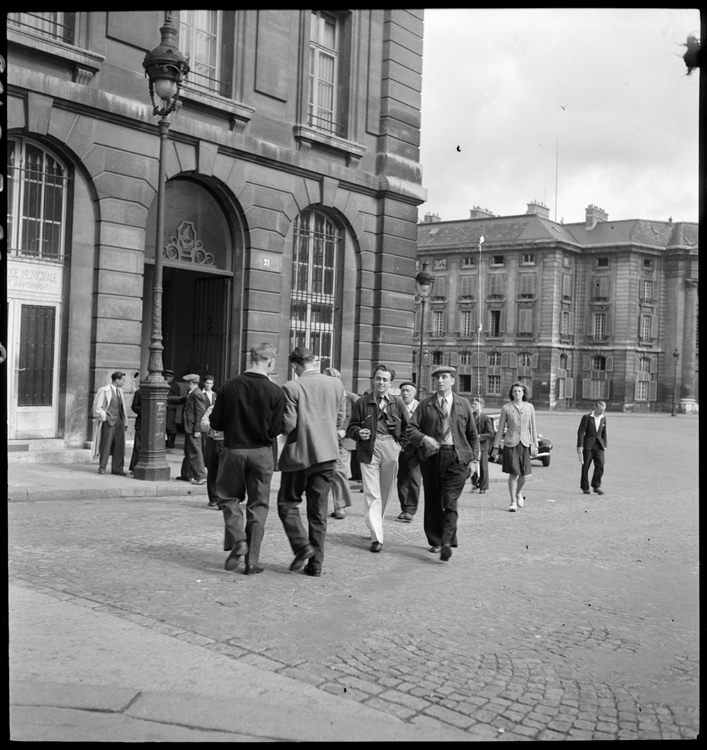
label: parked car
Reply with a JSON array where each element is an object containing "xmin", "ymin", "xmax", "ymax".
[{"xmin": 486, "ymin": 413, "xmax": 553, "ymax": 467}]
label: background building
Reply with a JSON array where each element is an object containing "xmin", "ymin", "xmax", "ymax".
[
  {"xmin": 415, "ymin": 202, "xmax": 698, "ymax": 412},
  {"xmin": 7, "ymin": 10, "xmax": 425, "ymax": 447}
]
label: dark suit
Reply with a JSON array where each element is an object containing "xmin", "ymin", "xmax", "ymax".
[
  {"xmin": 397, "ymin": 400, "xmax": 421, "ymax": 516},
  {"xmin": 471, "ymin": 412, "xmax": 495, "ymax": 492},
  {"xmin": 577, "ymin": 412, "xmax": 608, "ymax": 492},
  {"xmin": 166, "ymin": 380, "xmax": 188, "ymax": 447},
  {"xmin": 181, "ymin": 387, "xmax": 207, "ymax": 481},
  {"xmin": 406, "ymin": 394, "xmax": 480, "ymax": 548},
  {"xmin": 128, "ymin": 387, "xmax": 142, "ymax": 472}
]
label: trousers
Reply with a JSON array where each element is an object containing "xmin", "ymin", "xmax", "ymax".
[
  {"xmin": 580, "ymin": 445, "xmax": 605, "ymax": 491},
  {"xmin": 181, "ymin": 432, "xmax": 206, "ymax": 481},
  {"xmin": 203, "ymin": 434, "xmax": 224, "ymax": 502},
  {"xmin": 397, "ymin": 449, "xmax": 421, "ymax": 515},
  {"xmin": 99, "ymin": 420, "xmax": 125, "ymax": 473},
  {"xmin": 360, "ymin": 434, "xmax": 401, "ymax": 544},
  {"xmin": 420, "ymin": 448, "xmax": 467, "ymax": 547},
  {"xmin": 277, "ymin": 461, "xmax": 335, "ymax": 568},
  {"xmin": 216, "ymin": 446, "xmax": 274, "ymax": 566},
  {"xmin": 329, "ymin": 442, "xmax": 353, "ymax": 511}
]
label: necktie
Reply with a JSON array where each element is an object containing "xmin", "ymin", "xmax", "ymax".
[{"xmin": 440, "ymin": 398, "xmax": 451, "ymax": 443}]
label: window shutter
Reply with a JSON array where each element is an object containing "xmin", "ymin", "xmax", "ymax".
[
  {"xmin": 650, "ymin": 357, "xmax": 658, "ymax": 374},
  {"xmin": 565, "ymin": 378, "xmax": 574, "ymax": 399},
  {"xmin": 443, "ymin": 351, "xmax": 451, "ymax": 365},
  {"xmin": 634, "ymin": 354, "xmax": 640, "ymax": 373},
  {"xmin": 500, "ymin": 308, "xmax": 506, "ymax": 333},
  {"xmin": 450, "ymin": 351, "xmax": 459, "ymax": 366},
  {"xmin": 583, "ymin": 355, "xmax": 592, "ymax": 371},
  {"xmin": 531, "ymin": 353, "xmax": 539, "ymax": 369},
  {"xmin": 582, "ymin": 378, "xmax": 592, "ymax": 398},
  {"xmin": 634, "ymin": 380, "xmax": 641, "ymax": 401},
  {"xmin": 568, "ymin": 312, "xmax": 574, "ymax": 332},
  {"xmin": 500, "ymin": 352, "xmax": 509, "ymax": 368},
  {"xmin": 479, "ymin": 352, "xmax": 488, "ymax": 368},
  {"xmin": 648, "ymin": 380, "xmax": 658, "ymax": 401},
  {"xmin": 606, "ymin": 355, "xmax": 614, "ymax": 372},
  {"xmin": 508, "ymin": 352, "xmax": 518, "ymax": 369},
  {"xmin": 651, "ymin": 315, "xmax": 658, "ymax": 339},
  {"xmin": 470, "ymin": 351, "xmax": 479, "ymax": 367},
  {"xmin": 588, "ymin": 312, "xmax": 595, "ymax": 336}
]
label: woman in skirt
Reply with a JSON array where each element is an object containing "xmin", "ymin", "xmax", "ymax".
[{"xmin": 490, "ymin": 382, "xmax": 538, "ymax": 512}]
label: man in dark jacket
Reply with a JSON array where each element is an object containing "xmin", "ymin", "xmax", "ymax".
[
  {"xmin": 577, "ymin": 400, "xmax": 608, "ymax": 495},
  {"xmin": 179, "ymin": 374, "xmax": 207, "ymax": 484},
  {"xmin": 470, "ymin": 396, "xmax": 495, "ymax": 494},
  {"xmin": 406, "ymin": 365, "xmax": 479, "ymax": 562},
  {"xmin": 347, "ymin": 365, "xmax": 409, "ymax": 553}
]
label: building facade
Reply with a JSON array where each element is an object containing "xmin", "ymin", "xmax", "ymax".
[
  {"xmin": 415, "ymin": 202, "xmax": 698, "ymax": 412},
  {"xmin": 6, "ymin": 10, "xmax": 425, "ymax": 446}
]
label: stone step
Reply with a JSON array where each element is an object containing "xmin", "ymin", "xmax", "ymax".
[{"xmin": 7, "ymin": 448, "xmax": 96, "ymax": 464}]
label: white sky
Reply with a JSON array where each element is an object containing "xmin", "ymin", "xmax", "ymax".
[{"xmin": 419, "ymin": 8, "xmax": 701, "ymax": 224}]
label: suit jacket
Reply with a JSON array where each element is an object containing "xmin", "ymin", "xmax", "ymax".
[
  {"xmin": 493, "ymin": 400, "xmax": 538, "ymax": 450},
  {"xmin": 93, "ymin": 384, "xmax": 126, "ymax": 427},
  {"xmin": 347, "ymin": 392, "xmax": 410, "ymax": 465},
  {"xmin": 406, "ymin": 393, "xmax": 479, "ymax": 466},
  {"xmin": 131, "ymin": 387, "xmax": 142, "ymax": 432},
  {"xmin": 474, "ymin": 412, "xmax": 496, "ymax": 450},
  {"xmin": 183, "ymin": 387, "xmax": 207, "ymax": 434},
  {"xmin": 577, "ymin": 412, "xmax": 607, "ymax": 450},
  {"xmin": 278, "ymin": 369, "xmax": 346, "ymax": 472}
]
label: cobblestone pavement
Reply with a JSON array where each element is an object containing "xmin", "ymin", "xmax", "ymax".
[{"xmin": 9, "ymin": 413, "xmax": 699, "ymax": 740}]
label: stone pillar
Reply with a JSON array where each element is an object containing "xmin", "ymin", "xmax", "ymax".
[{"xmin": 679, "ymin": 276, "xmax": 698, "ymax": 411}]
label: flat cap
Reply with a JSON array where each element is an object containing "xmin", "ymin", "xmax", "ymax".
[
  {"xmin": 182, "ymin": 373, "xmax": 200, "ymax": 383},
  {"xmin": 399, "ymin": 381, "xmax": 417, "ymax": 390},
  {"xmin": 431, "ymin": 364, "xmax": 456, "ymax": 377},
  {"xmin": 163, "ymin": 369, "xmax": 174, "ymax": 376}
]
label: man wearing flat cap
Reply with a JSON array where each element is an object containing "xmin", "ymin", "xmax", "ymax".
[
  {"xmin": 396, "ymin": 380, "xmax": 421, "ymax": 522},
  {"xmin": 406, "ymin": 365, "xmax": 479, "ymax": 562},
  {"xmin": 179, "ymin": 373, "xmax": 208, "ymax": 484},
  {"xmin": 277, "ymin": 346, "xmax": 346, "ymax": 577}
]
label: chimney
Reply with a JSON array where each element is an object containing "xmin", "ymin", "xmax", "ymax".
[
  {"xmin": 423, "ymin": 212, "xmax": 441, "ymax": 223},
  {"xmin": 468, "ymin": 206, "xmax": 495, "ymax": 219},
  {"xmin": 526, "ymin": 200, "xmax": 550, "ymax": 219},
  {"xmin": 585, "ymin": 204, "xmax": 608, "ymax": 230}
]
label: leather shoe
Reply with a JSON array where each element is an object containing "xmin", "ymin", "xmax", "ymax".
[
  {"xmin": 330, "ymin": 509, "xmax": 345, "ymax": 519},
  {"xmin": 224, "ymin": 541, "xmax": 248, "ymax": 571},
  {"xmin": 478, "ymin": 490, "xmax": 486, "ymax": 494},
  {"xmin": 440, "ymin": 544, "xmax": 452, "ymax": 561},
  {"xmin": 98, "ymin": 468, "xmax": 106, "ymax": 475},
  {"xmin": 370, "ymin": 542, "xmax": 383, "ymax": 552},
  {"xmin": 583, "ymin": 490, "xmax": 591, "ymax": 495},
  {"xmin": 593, "ymin": 488, "xmax": 604, "ymax": 495},
  {"xmin": 304, "ymin": 563, "xmax": 321, "ymax": 577},
  {"xmin": 112, "ymin": 471, "xmax": 128, "ymax": 476},
  {"xmin": 289, "ymin": 544, "xmax": 315, "ymax": 572},
  {"xmin": 191, "ymin": 479, "xmax": 207, "ymax": 485},
  {"xmin": 429, "ymin": 546, "xmax": 441, "ymax": 553},
  {"xmin": 244, "ymin": 564, "xmax": 264, "ymax": 575}
]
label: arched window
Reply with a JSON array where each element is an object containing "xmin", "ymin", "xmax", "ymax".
[
  {"xmin": 592, "ymin": 356, "xmax": 606, "ymax": 371},
  {"xmin": 289, "ymin": 209, "xmax": 342, "ymax": 372},
  {"xmin": 432, "ymin": 351, "xmax": 444, "ymax": 365},
  {"xmin": 488, "ymin": 351, "xmax": 501, "ymax": 367},
  {"xmin": 560, "ymin": 354, "xmax": 568, "ymax": 370},
  {"xmin": 459, "ymin": 351, "xmax": 471, "ymax": 366},
  {"xmin": 7, "ymin": 137, "xmax": 68, "ymax": 261},
  {"xmin": 639, "ymin": 357, "xmax": 651, "ymax": 372},
  {"xmin": 518, "ymin": 352, "xmax": 532, "ymax": 368}
]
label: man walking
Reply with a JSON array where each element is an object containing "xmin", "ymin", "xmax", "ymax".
[
  {"xmin": 577, "ymin": 400, "xmax": 608, "ymax": 495},
  {"xmin": 180, "ymin": 374, "xmax": 207, "ymax": 485},
  {"xmin": 323, "ymin": 367, "xmax": 358, "ymax": 520},
  {"xmin": 277, "ymin": 347, "xmax": 346, "ymax": 577},
  {"xmin": 406, "ymin": 365, "xmax": 479, "ymax": 562},
  {"xmin": 200, "ymin": 374, "xmax": 224, "ymax": 509},
  {"xmin": 347, "ymin": 365, "xmax": 409, "ymax": 552},
  {"xmin": 470, "ymin": 396, "xmax": 495, "ymax": 494},
  {"xmin": 92, "ymin": 371, "xmax": 128, "ymax": 475},
  {"xmin": 209, "ymin": 344, "xmax": 284, "ymax": 574},
  {"xmin": 396, "ymin": 381, "xmax": 421, "ymax": 522}
]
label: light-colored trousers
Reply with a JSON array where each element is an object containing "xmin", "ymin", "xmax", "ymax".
[{"xmin": 360, "ymin": 434, "xmax": 401, "ymax": 544}]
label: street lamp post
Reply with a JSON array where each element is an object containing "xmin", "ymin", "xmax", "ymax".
[
  {"xmin": 133, "ymin": 14, "xmax": 190, "ymax": 481},
  {"xmin": 671, "ymin": 348, "xmax": 680, "ymax": 417},
  {"xmin": 415, "ymin": 261, "xmax": 435, "ymax": 397}
]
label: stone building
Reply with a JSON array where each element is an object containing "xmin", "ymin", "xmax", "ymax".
[
  {"xmin": 415, "ymin": 202, "xmax": 698, "ymax": 412},
  {"xmin": 6, "ymin": 10, "xmax": 425, "ymax": 446}
]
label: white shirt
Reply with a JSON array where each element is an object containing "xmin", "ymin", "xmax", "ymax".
[
  {"xmin": 404, "ymin": 398, "xmax": 419, "ymax": 416},
  {"xmin": 592, "ymin": 412, "xmax": 603, "ymax": 432}
]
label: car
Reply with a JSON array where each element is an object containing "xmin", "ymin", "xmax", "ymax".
[{"xmin": 486, "ymin": 412, "xmax": 553, "ymax": 467}]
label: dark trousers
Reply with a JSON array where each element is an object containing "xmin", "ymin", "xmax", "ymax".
[
  {"xmin": 99, "ymin": 420, "xmax": 125, "ymax": 473},
  {"xmin": 420, "ymin": 448, "xmax": 467, "ymax": 547},
  {"xmin": 277, "ymin": 460, "xmax": 336, "ymax": 568},
  {"xmin": 397, "ymin": 450, "xmax": 421, "ymax": 515},
  {"xmin": 581, "ymin": 445, "xmax": 605, "ymax": 491},
  {"xmin": 181, "ymin": 432, "xmax": 206, "ymax": 481},
  {"xmin": 216, "ymin": 446, "xmax": 274, "ymax": 567},
  {"xmin": 471, "ymin": 447, "xmax": 489, "ymax": 491},
  {"xmin": 129, "ymin": 429, "xmax": 140, "ymax": 472},
  {"xmin": 203, "ymin": 435, "xmax": 224, "ymax": 502}
]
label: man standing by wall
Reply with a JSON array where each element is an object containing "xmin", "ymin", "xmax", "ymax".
[
  {"xmin": 470, "ymin": 396, "xmax": 495, "ymax": 494},
  {"xmin": 347, "ymin": 365, "xmax": 409, "ymax": 552},
  {"xmin": 577, "ymin": 400, "xmax": 608, "ymax": 495},
  {"xmin": 200, "ymin": 374, "xmax": 224, "ymax": 509},
  {"xmin": 209, "ymin": 344, "xmax": 284, "ymax": 574},
  {"xmin": 323, "ymin": 367, "xmax": 358, "ymax": 520},
  {"xmin": 92, "ymin": 371, "xmax": 128, "ymax": 476},
  {"xmin": 180, "ymin": 374, "xmax": 207, "ymax": 485},
  {"xmin": 396, "ymin": 380, "xmax": 421, "ymax": 522},
  {"xmin": 277, "ymin": 347, "xmax": 346, "ymax": 577},
  {"xmin": 406, "ymin": 365, "xmax": 479, "ymax": 562}
]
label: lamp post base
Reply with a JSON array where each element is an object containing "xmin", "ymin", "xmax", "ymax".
[{"xmin": 133, "ymin": 379, "xmax": 170, "ymax": 481}]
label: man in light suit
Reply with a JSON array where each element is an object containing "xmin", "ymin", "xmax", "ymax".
[
  {"xmin": 277, "ymin": 347, "xmax": 346, "ymax": 577},
  {"xmin": 180, "ymin": 373, "xmax": 207, "ymax": 485},
  {"xmin": 92, "ymin": 371, "xmax": 128, "ymax": 475},
  {"xmin": 577, "ymin": 400, "xmax": 608, "ymax": 495},
  {"xmin": 406, "ymin": 365, "xmax": 479, "ymax": 562}
]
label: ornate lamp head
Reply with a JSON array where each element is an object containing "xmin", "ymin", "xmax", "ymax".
[{"xmin": 143, "ymin": 14, "xmax": 190, "ymax": 117}]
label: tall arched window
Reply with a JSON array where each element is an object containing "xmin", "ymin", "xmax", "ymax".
[
  {"xmin": 7, "ymin": 137, "xmax": 68, "ymax": 261},
  {"xmin": 289, "ymin": 209, "xmax": 342, "ymax": 372}
]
